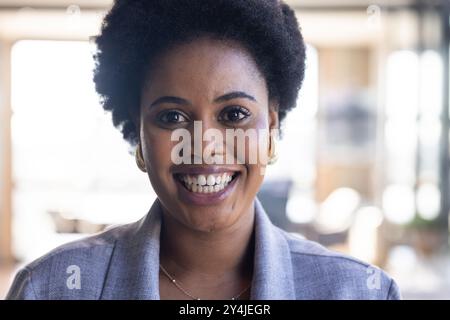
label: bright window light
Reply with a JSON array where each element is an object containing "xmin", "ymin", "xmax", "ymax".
[
  {"xmin": 11, "ymin": 40, "xmax": 153, "ymax": 262},
  {"xmin": 382, "ymin": 184, "xmax": 415, "ymax": 224}
]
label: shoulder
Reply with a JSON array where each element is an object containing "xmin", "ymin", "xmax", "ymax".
[
  {"xmin": 276, "ymin": 227, "xmax": 401, "ymax": 300},
  {"xmin": 6, "ymin": 221, "xmax": 138, "ymax": 300}
]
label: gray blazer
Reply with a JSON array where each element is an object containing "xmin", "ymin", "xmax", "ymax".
[{"xmin": 7, "ymin": 198, "xmax": 401, "ymax": 300}]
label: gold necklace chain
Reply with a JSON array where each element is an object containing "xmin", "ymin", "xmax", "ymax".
[{"xmin": 159, "ymin": 263, "xmax": 251, "ymax": 300}]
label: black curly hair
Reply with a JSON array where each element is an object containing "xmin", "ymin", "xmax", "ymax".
[{"xmin": 93, "ymin": 0, "xmax": 306, "ymax": 146}]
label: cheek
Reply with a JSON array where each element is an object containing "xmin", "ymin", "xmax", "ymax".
[
  {"xmin": 238, "ymin": 115, "xmax": 270, "ymax": 191},
  {"xmin": 239, "ymin": 115, "xmax": 271, "ymax": 166},
  {"xmin": 144, "ymin": 137, "xmax": 170, "ymax": 166},
  {"xmin": 141, "ymin": 127, "xmax": 177, "ymax": 186}
]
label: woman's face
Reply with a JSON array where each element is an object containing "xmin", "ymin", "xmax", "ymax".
[{"xmin": 139, "ymin": 36, "xmax": 278, "ymax": 232}]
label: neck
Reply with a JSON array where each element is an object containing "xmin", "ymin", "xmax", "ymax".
[{"xmin": 159, "ymin": 202, "xmax": 255, "ymax": 280}]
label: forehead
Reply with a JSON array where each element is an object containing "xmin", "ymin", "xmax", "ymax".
[{"xmin": 143, "ymin": 36, "xmax": 267, "ymax": 98}]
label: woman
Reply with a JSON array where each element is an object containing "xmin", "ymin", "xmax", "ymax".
[{"xmin": 7, "ymin": 0, "xmax": 400, "ymax": 300}]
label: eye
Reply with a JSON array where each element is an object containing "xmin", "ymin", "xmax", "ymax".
[
  {"xmin": 157, "ymin": 110, "xmax": 189, "ymax": 124},
  {"xmin": 219, "ymin": 106, "xmax": 251, "ymax": 123}
]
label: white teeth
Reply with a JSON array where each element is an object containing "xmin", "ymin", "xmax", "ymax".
[
  {"xmin": 207, "ymin": 175, "xmax": 215, "ymax": 186},
  {"xmin": 178, "ymin": 172, "xmax": 237, "ymax": 194},
  {"xmin": 198, "ymin": 175, "xmax": 207, "ymax": 186}
]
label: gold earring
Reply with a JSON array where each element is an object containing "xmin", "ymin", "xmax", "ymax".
[
  {"xmin": 135, "ymin": 143, "xmax": 147, "ymax": 172},
  {"xmin": 268, "ymin": 135, "xmax": 278, "ymax": 165}
]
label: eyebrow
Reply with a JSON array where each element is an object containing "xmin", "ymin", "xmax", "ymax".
[
  {"xmin": 149, "ymin": 96, "xmax": 189, "ymax": 108},
  {"xmin": 214, "ymin": 91, "xmax": 257, "ymax": 103},
  {"xmin": 149, "ymin": 91, "xmax": 257, "ymax": 108}
]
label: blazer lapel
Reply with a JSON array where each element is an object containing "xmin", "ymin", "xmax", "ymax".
[
  {"xmin": 100, "ymin": 197, "xmax": 296, "ymax": 300},
  {"xmin": 100, "ymin": 199, "xmax": 163, "ymax": 299},
  {"xmin": 250, "ymin": 198, "xmax": 296, "ymax": 299}
]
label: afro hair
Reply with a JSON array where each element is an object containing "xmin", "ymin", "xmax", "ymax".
[{"xmin": 93, "ymin": 0, "xmax": 306, "ymax": 146}]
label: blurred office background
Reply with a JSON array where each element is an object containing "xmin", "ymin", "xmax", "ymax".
[{"xmin": 1, "ymin": 0, "xmax": 450, "ymax": 299}]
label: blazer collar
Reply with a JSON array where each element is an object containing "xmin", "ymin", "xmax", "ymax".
[
  {"xmin": 251, "ymin": 198, "xmax": 296, "ymax": 299},
  {"xmin": 101, "ymin": 199, "xmax": 162, "ymax": 299},
  {"xmin": 101, "ymin": 197, "xmax": 296, "ymax": 299}
]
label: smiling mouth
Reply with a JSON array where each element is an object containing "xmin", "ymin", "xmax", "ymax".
[{"xmin": 174, "ymin": 172, "xmax": 240, "ymax": 194}]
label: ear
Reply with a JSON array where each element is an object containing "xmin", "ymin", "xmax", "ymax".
[{"xmin": 268, "ymin": 99, "xmax": 279, "ymax": 131}]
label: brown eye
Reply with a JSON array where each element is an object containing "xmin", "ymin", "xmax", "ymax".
[
  {"xmin": 157, "ymin": 110, "xmax": 189, "ymax": 124},
  {"xmin": 219, "ymin": 106, "xmax": 251, "ymax": 123}
]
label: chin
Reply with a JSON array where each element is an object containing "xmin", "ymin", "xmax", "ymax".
[{"xmin": 182, "ymin": 205, "xmax": 238, "ymax": 233}]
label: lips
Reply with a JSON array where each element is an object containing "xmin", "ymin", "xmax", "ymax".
[{"xmin": 171, "ymin": 166, "xmax": 241, "ymax": 206}]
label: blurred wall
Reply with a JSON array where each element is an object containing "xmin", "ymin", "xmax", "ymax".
[{"xmin": 0, "ymin": 40, "xmax": 12, "ymax": 264}]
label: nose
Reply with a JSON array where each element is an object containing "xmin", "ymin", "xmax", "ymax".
[{"xmin": 191, "ymin": 119, "xmax": 227, "ymax": 164}]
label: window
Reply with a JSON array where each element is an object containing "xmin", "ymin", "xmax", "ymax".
[{"xmin": 11, "ymin": 40, "xmax": 154, "ymax": 262}]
